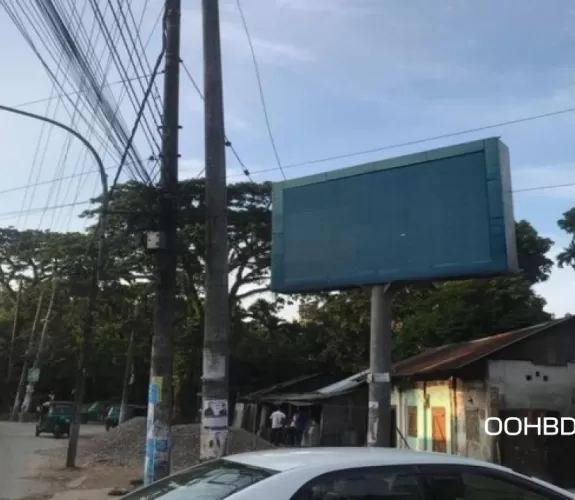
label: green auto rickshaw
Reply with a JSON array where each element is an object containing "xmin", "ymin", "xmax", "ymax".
[
  {"xmin": 84, "ymin": 401, "xmax": 115, "ymax": 422},
  {"xmin": 35, "ymin": 401, "xmax": 75, "ymax": 438},
  {"xmin": 105, "ymin": 404, "xmax": 146, "ymax": 431}
]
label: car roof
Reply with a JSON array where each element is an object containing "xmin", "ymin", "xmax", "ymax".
[{"xmin": 225, "ymin": 447, "xmax": 515, "ymax": 474}]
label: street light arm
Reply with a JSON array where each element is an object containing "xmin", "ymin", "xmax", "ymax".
[
  {"xmin": 0, "ymin": 103, "xmax": 110, "ymax": 467},
  {"xmin": 0, "ymin": 104, "xmax": 108, "ymax": 195}
]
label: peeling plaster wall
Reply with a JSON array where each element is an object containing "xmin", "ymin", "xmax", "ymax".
[
  {"xmin": 488, "ymin": 360, "xmax": 575, "ymax": 415},
  {"xmin": 456, "ymin": 379, "xmax": 492, "ymax": 461}
]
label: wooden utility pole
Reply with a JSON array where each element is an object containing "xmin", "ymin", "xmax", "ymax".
[
  {"xmin": 144, "ymin": 0, "xmax": 181, "ymax": 484},
  {"xmin": 200, "ymin": 0, "xmax": 230, "ymax": 461},
  {"xmin": 19, "ymin": 278, "xmax": 57, "ymax": 420},
  {"xmin": 5, "ymin": 280, "xmax": 23, "ymax": 388},
  {"xmin": 119, "ymin": 301, "xmax": 138, "ymax": 425},
  {"xmin": 11, "ymin": 289, "xmax": 45, "ymax": 421}
]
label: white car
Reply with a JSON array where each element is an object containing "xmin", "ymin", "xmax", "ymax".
[{"xmin": 123, "ymin": 447, "xmax": 575, "ymax": 499}]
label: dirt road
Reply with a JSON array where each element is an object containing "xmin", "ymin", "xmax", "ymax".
[{"xmin": 0, "ymin": 421, "xmax": 106, "ymax": 500}]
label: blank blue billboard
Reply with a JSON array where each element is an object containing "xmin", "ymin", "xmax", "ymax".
[{"xmin": 271, "ymin": 138, "xmax": 518, "ymax": 294}]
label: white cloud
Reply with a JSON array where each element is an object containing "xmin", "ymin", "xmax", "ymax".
[
  {"xmin": 275, "ymin": 0, "xmax": 367, "ymax": 15},
  {"xmin": 220, "ymin": 21, "xmax": 315, "ymax": 63},
  {"xmin": 181, "ymin": 6, "xmax": 314, "ymax": 66}
]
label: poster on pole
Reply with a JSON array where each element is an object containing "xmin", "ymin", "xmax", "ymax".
[
  {"xmin": 367, "ymin": 401, "xmax": 379, "ymax": 445},
  {"xmin": 201, "ymin": 426, "xmax": 228, "ymax": 460},
  {"xmin": 202, "ymin": 399, "xmax": 228, "ymax": 429},
  {"xmin": 202, "ymin": 350, "xmax": 225, "ymax": 380}
]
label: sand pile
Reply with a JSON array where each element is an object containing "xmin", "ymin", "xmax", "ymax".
[{"xmin": 44, "ymin": 418, "xmax": 274, "ymax": 471}]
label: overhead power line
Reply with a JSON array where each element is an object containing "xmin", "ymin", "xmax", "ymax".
[
  {"xmin": 4, "ymin": 103, "xmax": 575, "ymax": 198},
  {"xmin": 235, "ymin": 0, "xmax": 286, "ymax": 180},
  {"xmin": 281, "ymin": 105, "xmax": 575, "ymax": 170},
  {"xmin": 181, "ymin": 56, "xmax": 575, "ymax": 182},
  {"xmin": 0, "ymin": 177, "xmax": 573, "ymax": 223},
  {"xmin": 9, "ymin": 72, "xmax": 162, "ymax": 110},
  {"xmin": 180, "ymin": 59, "xmax": 254, "ymax": 182}
]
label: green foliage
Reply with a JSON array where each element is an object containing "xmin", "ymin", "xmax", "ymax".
[
  {"xmin": 515, "ymin": 219, "xmax": 554, "ymax": 284},
  {"xmin": 297, "ymin": 220, "xmax": 555, "ymax": 372},
  {"xmin": 0, "ymin": 182, "xmax": 560, "ymax": 414},
  {"xmin": 557, "ymin": 207, "xmax": 575, "ymax": 269}
]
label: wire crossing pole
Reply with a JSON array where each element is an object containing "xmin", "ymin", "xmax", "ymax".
[
  {"xmin": 5, "ymin": 280, "xmax": 23, "ymax": 391},
  {"xmin": 19, "ymin": 278, "xmax": 57, "ymax": 420},
  {"xmin": 367, "ymin": 284, "xmax": 395, "ymax": 447},
  {"xmin": 200, "ymin": 0, "xmax": 230, "ymax": 461},
  {"xmin": 11, "ymin": 290, "xmax": 45, "ymax": 421},
  {"xmin": 119, "ymin": 300, "xmax": 138, "ymax": 425},
  {"xmin": 66, "ymin": 199, "xmax": 109, "ymax": 468},
  {"xmin": 144, "ymin": 0, "xmax": 181, "ymax": 484}
]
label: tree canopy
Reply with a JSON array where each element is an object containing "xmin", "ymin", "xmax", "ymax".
[
  {"xmin": 0, "ymin": 180, "xmax": 562, "ymax": 416},
  {"xmin": 557, "ymin": 207, "xmax": 575, "ymax": 269}
]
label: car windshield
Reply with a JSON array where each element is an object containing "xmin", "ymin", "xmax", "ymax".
[
  {"xmin": 123, "ymin": 459, "xmax": 276, "ymax": 500},
  {"xmin": 108, "ymin": 406, "xmax": 119, "ymax": 416}
]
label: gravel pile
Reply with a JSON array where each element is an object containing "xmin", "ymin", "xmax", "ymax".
[{"xmin": 62, "ymin": 417, "xmax": 274, "ymax": 470}]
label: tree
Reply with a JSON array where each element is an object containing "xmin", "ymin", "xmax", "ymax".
[
  {"xmin": 83, "ymin": 179, "xmax": 272, "ymax": 318},
  {"xmin": 515, "ymin": 220, "xmax": 554, "ymax": 284},
  {"xmin": 81, "ymin": 180, "xmax": 274, "ymax": 413},
  {"xmin": 394, "ymin": 276, "xmax": 550, "ymax": 359},
  {"xmin": 297, "ymin": 220, "xmax": 554, "ymax": 372},
  {"xmin": 557, "ymin": 208, "xmax": 575, "ymax": 269}
]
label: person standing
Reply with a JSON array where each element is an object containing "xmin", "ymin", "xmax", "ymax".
[
  {"xmin": 294, "ymin": 409, "xmax": 307, "ymax": 446},
  {"xmin": 269, "ymin": 406, "xmax": 286, "ymax": 445}
]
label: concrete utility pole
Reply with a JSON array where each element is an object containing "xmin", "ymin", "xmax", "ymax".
[
  {"xmin": 367, "ymin": 284, "xmax": 395, "ymax": 447},
  {"xmin": 19, "ymin": 278, "xmax": 57, "ymax": 420},
  {"xmin": 66, "ymin": 207, "xmax": 108, "ymax": 468},
  {"xmin": 119, "ymin": 301, "xmax": 138, "ymax": 425},
  {"xmin": 0, "ymin": 102, "xmax": 108, "ymax": 457},
  {"xmin": 5, "ymin": 280, "xmax": 23, "ymax": 388},
  {"xmin": 144, "ymin": 0, "xmax": 181, "ymax": 484},
  {"xmin": 200, "ymin": 0, "xmax": 230, "ymax": 461},
  {"xmin": 11, "ymin": 289, "xmax": 45, "ymax": 421}
]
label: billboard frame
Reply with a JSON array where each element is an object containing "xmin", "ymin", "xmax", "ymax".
[{"xmin": 271, "ymin": 137, "xmax": 517, "ymax": 293}]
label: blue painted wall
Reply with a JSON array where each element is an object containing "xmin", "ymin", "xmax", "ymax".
[{"xmin": 271, "ymin": 138, "xmax": 518, "ymax": 293}]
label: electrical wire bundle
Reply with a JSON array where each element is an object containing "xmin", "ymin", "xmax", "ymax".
[{"xmin": 1, "ymin": 0, "xmax": 164, "ymax": 187}]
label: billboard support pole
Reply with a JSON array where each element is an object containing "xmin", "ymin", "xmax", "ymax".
[{"xmin": 367, "ymin": 283, "xmax": 395, "ymax": 447}]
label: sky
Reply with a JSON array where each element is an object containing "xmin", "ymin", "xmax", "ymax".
[{"xmin": 0, "ymin": 0, "xmax": 573, "ymax": 319}]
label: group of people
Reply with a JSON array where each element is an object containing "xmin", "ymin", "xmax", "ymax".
[{"xmin": 269, "ymin": 406, "xmax": 318, "ymax": 447}]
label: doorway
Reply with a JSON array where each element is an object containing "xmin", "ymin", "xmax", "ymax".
[{"xmin": 431, "ymin": 406, "xmax": 447, "ymax": 452}]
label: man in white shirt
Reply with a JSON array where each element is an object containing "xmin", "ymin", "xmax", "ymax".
[{"xmin": 269, "ymin": 407, "xmax": 286, "ymax": 445}]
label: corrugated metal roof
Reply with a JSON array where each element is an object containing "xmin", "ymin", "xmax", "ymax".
[
  {"xmin": 393, "ymin": 318, "xmax": 570, "ymax": 377},
  {"xmin": 241, "ymin": 373, "xmax": 322, "ymax": 400},
  {"xmin": 316, "ymin": 369, "xmax": 370, "ymax": 395},
  {"xmin": 243, "ymin": 318, "xmax": 572, "ymax": 404},
  {"xmin": 240, "ymin": 373, "xmax": 342, "ymax": 401},
  {"xmin": 310, "ymin": 317, "xmax": 571, "ymax": 397}
]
